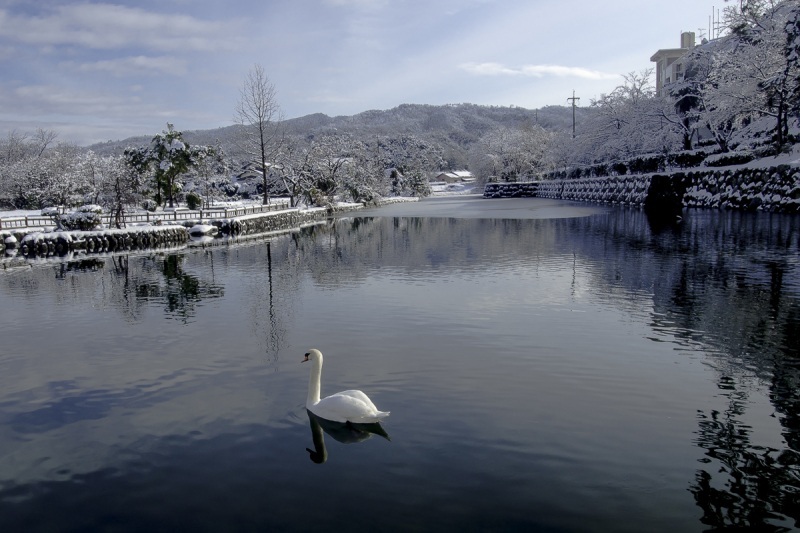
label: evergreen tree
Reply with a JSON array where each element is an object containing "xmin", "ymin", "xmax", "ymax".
[{"xmin": 124, "ymin": 124, "xmax": 209, "ymax": 208}]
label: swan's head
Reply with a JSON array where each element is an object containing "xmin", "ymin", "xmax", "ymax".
[
  {"xmin": 303, "ymin": 349, "xmax": 322, "ymax": 363},
  {"xmin": 306, "ymin": 447, "xmax": 327, "ymax": 464}
]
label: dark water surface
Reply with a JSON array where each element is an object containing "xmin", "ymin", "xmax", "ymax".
[{"xmin": 1, "ymin": 197, "xmax": 799, "ymax": 532}]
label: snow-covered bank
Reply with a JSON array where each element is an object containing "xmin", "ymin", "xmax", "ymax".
[
  {"xmin": 492, "ymin": 164, "xmax": 800, "ymax": 214},
  {"xmin": 1, "ymin": 197, "xmax": 421, "ymax": 264}
]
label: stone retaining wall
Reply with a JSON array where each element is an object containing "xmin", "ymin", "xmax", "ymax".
[
  {"xmin": 1, "ymin": 199, "xmax": 417, "ymax": 258},
  {"xmin": 0, "ymin": 225, "xmax": 189, "ymax": 258},
  {"xmin": 486, "ymin": 165, "xmax": 800, "ymax": 214},
  {"xmin": 483, "ymin": 182, "xmax": 539, "ymax": 198},
  {"xmin": 0, "ymin": 209, "xmax": 332, "ymax": 257},
  {"xmin": 207, "ymin": 204, "xmax": 363, "ymax": 237}
]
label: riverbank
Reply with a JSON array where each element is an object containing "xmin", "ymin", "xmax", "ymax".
[
  {"xmin": 0, "ymin": 197, "xmax": 419, "ymax": 266},
  {"xmin": 485, "ymin": 163, "xmax": 800, "ymax": 214}
]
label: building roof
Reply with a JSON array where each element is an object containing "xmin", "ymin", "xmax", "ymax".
[{"xmin": 650, "ymin": 48, "xmax": 688, "ymax": 62}]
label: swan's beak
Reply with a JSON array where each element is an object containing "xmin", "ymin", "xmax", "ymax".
[{"xmin": 302, "ymin": 354, "xmax": 309, "ymax": 363}]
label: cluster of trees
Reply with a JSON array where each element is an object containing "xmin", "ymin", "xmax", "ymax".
[
  {"xmin": 232, "ymin": 65, "xmax": 442, "ymax": 207},
  {"xmin": 564, "ymin": 0, "xmax": 800, "ymax": 172},
  {"xmin": 0, "ymin": 129, "xmax": 140, "ymax": 217},
  {"xmin": 468, "ymin": 124, "xmax": 555, "ymax": 182},
  {"xmin": 672, "ymin": 0, "xmax": 800, "ymax": 153},
  {"xmin": 0, "ymin": 119, "xmax": 443, "ymax": 218},
  {"xmin": 124, "ymin": 123, "xmax": 222, "ymax": 210},
  {"xmin": 271, "ymin": 132, "xmax": 440, "ymax": 207},
  {"xmin": 0, "ymin": 63, "xmax": 446, "ymax": 215}
]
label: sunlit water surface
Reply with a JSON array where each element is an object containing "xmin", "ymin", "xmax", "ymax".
[{"xmin": 1, "ymin": 197, "xmax": 799, "ymax": 532}]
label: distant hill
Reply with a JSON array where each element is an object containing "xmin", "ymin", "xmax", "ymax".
[{"xmin": 87, "ymin": 103, "xmax": 592, "ymax": 161}]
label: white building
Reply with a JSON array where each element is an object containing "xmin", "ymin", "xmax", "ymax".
[{"xmin": 650, "ymin": 32, "xmax": 696, "ymax": 96}]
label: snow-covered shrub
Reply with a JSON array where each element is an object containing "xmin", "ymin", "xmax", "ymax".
[
  {"xmin": 60, "ymin": 204, "xmax": 103, "ymax": 231},
  {"xmin": 309, "ymin": 187, "xmax": 333, "ymax": 208},
  {"xmin": 704, "ymin": 152, "xmax": 756, "ymax": 167},
  {"xmin": 589, "ymin": 163, "xmax": 609, "ymax": 177},
  {"xmin": 220, "ymin": 183, "xmax": 239, "ymax": 197},
  {"xmin": 611, "ymin": 162, "xmax": 628, "ymax": 176},
  {"xmin": 627, "ymin": 155, "xmax": 665, "ymax": 174},
  {"xmin": 567, "ymin": 167, "xmax": 582, "ymax": 179},
  {"xmin": 669, "ymin": 152, "xmax": 708, "ymax": 169},
  {"xmin": 142, "ymin": 199, "xmax": 157, "ymax": 212},
  {"xmin": 186, "ymin": 192, "xmax": 201, "ymax": 210}
]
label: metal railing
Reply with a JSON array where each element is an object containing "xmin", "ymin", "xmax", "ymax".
[{"xmin": 0, "ymin": 200, "xmax": 292, "ymax": 231}]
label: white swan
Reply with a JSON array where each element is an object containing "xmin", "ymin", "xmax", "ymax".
[{"xmin": 303, "ymin": 349, "xmax": 390, "ymax": 423}]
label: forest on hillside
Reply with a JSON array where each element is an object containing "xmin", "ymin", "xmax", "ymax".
[{"xmin": 0, "ymin": 0, "xmax": 798, "ymax": 214}]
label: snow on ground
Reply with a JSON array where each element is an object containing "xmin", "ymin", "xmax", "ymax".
[
  {"xmin": 0, "ymin": 208, "xmax": 41, "ymax": 218},
  {"xmin": 0, "ymin": 199, "xmax": 280, "ymax": 220},
  {"xmin": 0, "ymin": 190, "xmax": 474, "ymax": 220}
]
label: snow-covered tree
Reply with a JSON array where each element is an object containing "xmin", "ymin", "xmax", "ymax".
[
  {"xmin": 234, "ymin": 64, "xmax": 284, "ymax": 205},
  {"xmin": 0, "ymin": 129, "xmax": 64, "ymax": 207},
  {"xmin": 124, "ymin": 124, "xmax": 209, "ymax": 208},
  {"xmin": 469, "ymin": 125, "xmax": 555, "ymax": 182},
  {"xmin": 0, "ymin": 130, "xmax": 32, "ymax": 165},
  {"xmin": 275, "ymin": 140, "xmax": 314, "ymax": 207},
  {"xmin": 676, "ymin": 0, "xmax": 800, "ymax": 152},
  {"xmin": 188, "ymin": 141, "xmax": 229, "ymax": 208},
  {"xmin": 347, "ymin": 139, "xmax": 384, "ymax": 202},
  {"xmin": 786, "ymin": 5, "xmax": 800, "ymax": 130},
  {"xmin": 100, "ymin": 155, "xmax": 143, "ymax": 228},
  {"xmin": 576, "ymin": 70, "xmax": 681, "ymax": 163},
  {"xmin": 305, "ymin": 133, "xmax": 354, "ymax": 206}
]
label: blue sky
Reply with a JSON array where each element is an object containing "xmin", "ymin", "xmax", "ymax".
[{"xmin": 0, "ymin": 0, "xmax": 723, "ymax": 145}]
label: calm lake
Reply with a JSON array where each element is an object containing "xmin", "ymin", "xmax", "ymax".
[{"xmin": 1, "ymin": 196, "xmax": 799, "ymax": 532}]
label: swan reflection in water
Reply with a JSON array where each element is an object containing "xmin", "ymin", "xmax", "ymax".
[{"xmin": 306, "ymin": 409, "xmax": 390, "ymax": 464}]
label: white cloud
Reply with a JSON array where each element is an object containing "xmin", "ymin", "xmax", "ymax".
[
  {"xmin": 69, "ymin": 56, "xmax": 188, "ymax": 77},
  {"xmin": 0, "ymin": 4, "xmax": 244, "ymax": 52},
  {"xmin": 460, "ymin": 62, "xmax": 620, "ymax": 81},
  {"xmin": 9, "ymin": 84, "xmax": 150, "ymax": 116},
  {"xmin": 322, "ymin": 0, "xmax": 389, "ymax": 8}
]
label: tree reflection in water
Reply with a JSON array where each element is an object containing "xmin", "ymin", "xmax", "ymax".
[
  {"xmin": 134, "ymin": 253, "xmax": 224, "ymax": 323},
  {"xmin": 547, "ymin": 208, "xmax": 800, "ymax": 530},
  {"xmin": 692, "ymin": 376, "xmax": 800, "ymax": 531},
  {"xmin": 626, "ymin": 210, "xmax": 800, "ymax": 531}
]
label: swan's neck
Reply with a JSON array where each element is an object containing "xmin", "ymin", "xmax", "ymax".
[{"xmin": 307, "ymin": 357, "xmax": 322, "ymax": 407}]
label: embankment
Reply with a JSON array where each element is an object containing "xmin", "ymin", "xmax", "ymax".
[
  {"xmin": 485, "ymin": 165, "xmax": 800, "ymax": 214},
  {"xmin": 1, "ymin": 200, "xmax": 416, "ymax": 260}
]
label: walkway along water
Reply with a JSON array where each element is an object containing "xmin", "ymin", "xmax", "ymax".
[{"xmin": 0, "ymin": 199, "xmax": 417, "ymax": 263}]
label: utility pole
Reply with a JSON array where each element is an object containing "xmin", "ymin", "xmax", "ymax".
[{"xmin": 567, "ymin": 90, "xmax": 580, "ymax": 138}]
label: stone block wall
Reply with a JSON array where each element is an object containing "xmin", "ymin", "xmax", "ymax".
[
  {"xmin": 483, "ymin": 182, "xmax": 539, "ymax": 198},
  {"xmin": 486, "ymin": 165, "xmax": 800, "ymax": 213},
  {"xmin": 683, "ymin": 167, "xmax": 800, "ymax": 212},
  {"xmin": 536, "ymin": 176, "xmax": 651, "ymax": 206}
]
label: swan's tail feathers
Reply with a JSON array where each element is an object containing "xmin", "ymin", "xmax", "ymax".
[{"xmin": 359, "ymin": 410, "xmax": 390, "ymax": 423}]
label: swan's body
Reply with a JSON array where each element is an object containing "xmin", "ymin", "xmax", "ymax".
[{"xmin": 303, "ymin": 349, "xmax": 390, "ymax": 423}]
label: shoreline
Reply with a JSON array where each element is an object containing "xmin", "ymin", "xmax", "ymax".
[{"xmin": 1, "ymin": 198, "xmax": 419, "ymax": 267}]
